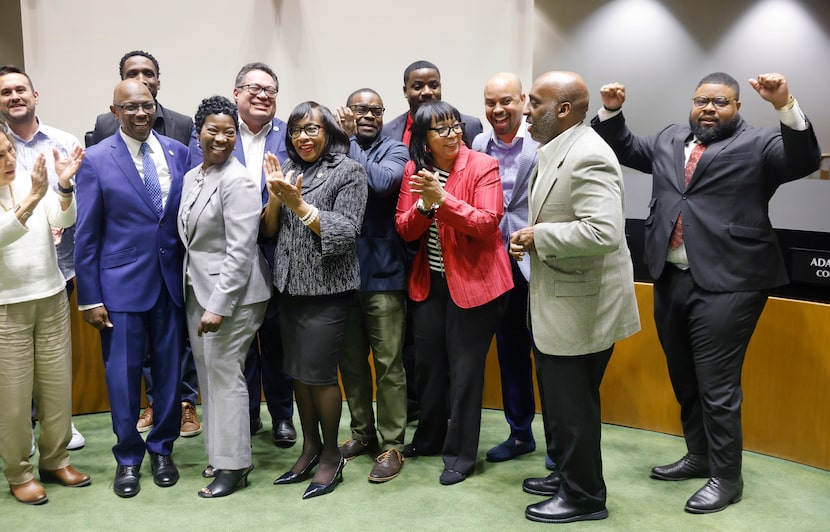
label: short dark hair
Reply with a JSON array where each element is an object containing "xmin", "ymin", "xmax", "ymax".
[
  {"xmin": 0, "ymin": 64, "xmax": 34, "ymax": 91},
  {"xmin": 409, "ymin": 100, "xmax": 461, "ymax": 172},
  {"xmin": 403, "ymin": 60, "xmax": 440, "ymax": 85},
  {"xmin": 346, "ymin": 87, "xmax": 381, "ymax": 105},
  {"xmin": 119, "ymin": 51, "xmax": 160, "ymax": 79},
  {"xmin": 194, "ymin": 95, "xmax": 239, "ymax": 134},
  {"xmin": 284, "ymin": 101, "xmax": 349, "ymax": 166},
  {"xmin": 697, "ymin": 72, "xmax": 740, "ymax": 99},
  {"xmin": 235, "ymin": 62, "xmax": 279, "ymax": 92}
]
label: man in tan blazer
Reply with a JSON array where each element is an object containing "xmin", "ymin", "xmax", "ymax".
[{"xmin": 510, "ymin": 71, "xmax": 640, "ymax": 524}]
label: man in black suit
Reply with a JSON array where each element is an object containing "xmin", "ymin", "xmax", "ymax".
[
  {"xmin": 88, "ymin": 51, "xmax": 193, "ymax": 147},
  {"xmin": 87, "ymin": 50, "xmax": 200, "ymax": 440},
  {"xmin": 384, "ymin": 60, "xmax": 483, "ymax": 149},
  {"xmin": 592, "ymin": 72, "xmax": 821, "ymax": 514}
]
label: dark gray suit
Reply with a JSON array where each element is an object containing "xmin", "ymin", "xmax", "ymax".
[{"xmin": 592, "ymin": 110, "xmax": 821, "ymax": 477}]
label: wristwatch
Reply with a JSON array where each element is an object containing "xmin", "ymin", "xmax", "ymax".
[
  {"xmin": 58, "ymin": 181, "xmax": 75, "ymax": 194},
  {"xmin": 416, "ymin": 198, "xmax": 435, "ymax": 219}
]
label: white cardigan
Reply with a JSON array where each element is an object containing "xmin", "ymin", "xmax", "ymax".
[{"xmin": 0, "ymin": 172, "xmax": 76, "ymax": 304}]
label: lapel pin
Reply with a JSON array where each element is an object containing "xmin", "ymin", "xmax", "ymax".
[{"xmin": 168, "ymin": 150, "xmax": 174, "ymax": 156}]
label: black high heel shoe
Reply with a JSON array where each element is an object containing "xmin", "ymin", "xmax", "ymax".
[
  {"xmin": 273, "ymin": 452, "xmax": 320, "ymax": 485},
  {"xmin": 197, "ymin": 465, "xmax": 253, "ymax": 498},
  {"xmin": 302, "ymin": 457, "xmax": 345, "ymax": 499}
]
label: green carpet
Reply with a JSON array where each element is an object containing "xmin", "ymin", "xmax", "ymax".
[{"xmin": 6, "ymin": 406, "xmax": 829, "ymax": 531}]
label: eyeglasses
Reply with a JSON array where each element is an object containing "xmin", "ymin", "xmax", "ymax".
[
  {"xmin": 692, "ymin": 96, "xmax": 733, "ymax": 109},
  {"xmin": 428, "ymin": 122, "xmax": 465, "ymax": 137},
  {"xmin": 114, "ymin": 102, "xmax": 156, "ymax": 114},
  {"xmin": 349, "ymin": 105, "xmax": 385, "ymax": 117},
  {"xmin": 288, "ymin": 124, "xmax": 324, "ymax": 139},
  {"xmin": 238, "ymin": 84, "xmax": 278, "ymax": 98}
]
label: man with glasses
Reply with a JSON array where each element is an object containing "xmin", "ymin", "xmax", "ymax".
[
  {"xmin": 75, "ymin": 79, "xmax": 190, "ymax": 497},
  {"xmin": 89, "ymin": 51, "xmax": 193, "ymax": 146},
  {"xmin": 188, "ymin": 62, "xmax": 295, "ymax": 448},
  {"xmin": 334, "ymin": 89, "xmax": 410, "ymax": 482},
  {"xmin": 592, "ymin": 72, "xmax": 820, "ymax": 514},
  {"xmin": 87, "ymin": 50, "xmax": 200, "ymax": 441}
]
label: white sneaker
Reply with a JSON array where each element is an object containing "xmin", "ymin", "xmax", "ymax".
[{"xmin": 67, "ymin": 422, "xmax": 85, "ymax": 450}]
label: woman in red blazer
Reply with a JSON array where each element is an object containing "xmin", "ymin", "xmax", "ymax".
[{"xmin": 395, "ymin": 101, "xmax": 513, "ymax": 485}]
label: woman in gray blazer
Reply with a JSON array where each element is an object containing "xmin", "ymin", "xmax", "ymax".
[
  {"xmin": 178, "ymin": 96, "xmax": 271, "ymax": 498},
  {"xmin": 262, "ymin": 102, "xmax": 367, "ymax": 499}
]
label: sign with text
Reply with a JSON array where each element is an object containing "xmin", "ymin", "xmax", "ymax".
[{"xmin": 791, "ymin": 248, "xmax": 830, "ymax": 286}]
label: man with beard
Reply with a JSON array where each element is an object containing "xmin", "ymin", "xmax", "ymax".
[
  {"xmin": 334, "ymin": 89, "xmax": 410, "ymax": 482},
  {"xmin": 592, "ymin": 72, "xmax": 821, "ymax": 514}
]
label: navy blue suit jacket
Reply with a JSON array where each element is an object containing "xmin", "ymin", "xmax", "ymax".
[{"xmin": 75, "ymin": 131, "xmax": 189, "ymax": 311}]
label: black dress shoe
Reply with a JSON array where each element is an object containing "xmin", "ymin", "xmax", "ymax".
[
  {"xmin": 439, "ymin": 469, "xmax": 466, "ymax": 485},
  {"xmin": 250, "ymin": 417, "xmax": 263, "ymax": 436},
  {"xmin": 149, "ymin": 452, "xmax": 179, "ymax": 487},
  {"xmin": 302, "ymin": 457, "xmax": 345, "ymax": 499},
  {"xmin": 525, "ymin": 494, "xmax": 608, "ymax": 524},
  {"xmin": 198, "ymin": 466, "xmax": 253, "ymax": 498},
  {"xmin": 113, "ymin": 464, "xmax": 140, "ymax": 498},
  {"xmin": 522, "ymin": 472, "xmax": 561, "ymax": 496},
  {"xmin": 272, "ymin": 419, "xmax": 297, "ymax": 448},
  {"xmin": 651, "ymin": 453, "xmax": 710, "ymax": 481},
  {"xmin": 274, "ymin": 452, "xmax": 321, "ymax": 485},
  {"xmin": 685, "ymin": 476, "xmax": 743, "ymax": 514}
]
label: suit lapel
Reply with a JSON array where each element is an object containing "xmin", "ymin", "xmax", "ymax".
[
  {"xmin": 187, "ymin": 172, "xmax": 218, "ymax": 241},
  {"xmin": 686, "ymin": 120, "xmax": 748, "ymax": 191},
  {"xmin": 511, "ymin": 140, "xmax": 536, "ymax": 208},
  {"xmin": 110, "ymin": 135, "xmax": 159, "ymax": 215}
]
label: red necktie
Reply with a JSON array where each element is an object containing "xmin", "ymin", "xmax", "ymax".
[{"xmin": 669, "ymin": 143, "xmax": 705, "ymax": 250}]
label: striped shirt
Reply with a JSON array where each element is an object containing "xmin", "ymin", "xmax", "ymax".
[{"xmin": 426, "ymin": 169, "xmax": 449, "ymax": 272}]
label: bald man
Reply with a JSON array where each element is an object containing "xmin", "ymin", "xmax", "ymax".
[
  {"xmin": 510, "ymin": 72, "xmax": 639, "ymax": 523},
  {"xmin": 471, "ymin": 73, "xmax": 539, "ymax": 463},
  {"xmin": 75, "ymin": 79, "xmax": 190, "ymax": 498}
]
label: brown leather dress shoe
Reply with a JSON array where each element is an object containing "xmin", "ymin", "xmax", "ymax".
[
  {"xmin": 137, "ymin": 404, "xmax": 153, "ymax": 433},
  {"xmin": 369, "ymin": 448, "xmax": 404, "ymax": 483},
  {"xmin": 11, "ymin": 479, "xmax": 48, "ymax": 505},
  {"xmin": 39, "ymin": 465, "xmax": 91, "ymax": 487},
  {"xmin": 339, "ymin": 437, "xmax": 379, "ymax": 460},
  {"xmin": 180, "ymin": 402, "xmax": 202, "ymax": 437}
]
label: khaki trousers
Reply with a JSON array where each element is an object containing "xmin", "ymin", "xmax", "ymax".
[{"xmin": 0, "ymin": 291, "xmax": 72, "ymax": 485}]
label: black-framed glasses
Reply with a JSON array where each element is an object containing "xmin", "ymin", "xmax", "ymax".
[
  {"xmin": 428, "ymin": 122, "xmax": 465, "ymax": 137},
  {"xmin": 288, "ymin": 124, "xmax": 324, "ymax": 139},
  {"xmin": 692, "ymin": 96, "xmax": 732, "ymax": 109},
  {"xmin": 114, "ymin": 102, "xmax": 156, "ymax": 114},
  {"xmin": 349, "ymin": 104, "xmax": 385, "ymax": 117},
  {"xmin": 238, "ymin": 84, "xmax": 278, "ymax": 98}
]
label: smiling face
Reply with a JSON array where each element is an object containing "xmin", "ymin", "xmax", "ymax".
[
  {"xmin": 0, "ymin": 72, "xmax": 38, "ymax": 126},
  {"xmin": 426, "ymin": 116, "xmax": 462, "ymax": 171},
  {"xmin": 199, "ymin": 113, "xmax": 237, "ymax": 170},
  {"xmin": 111, "ymin": 80, "xmax": 156, "ymax": 141},
  {"xmin": 290, "ymin": 108, "xmax": 327, "ymax": 163},
  {"xmin": 689, "ymin": 82, "xmax": 741, "ymax": 144},
  {"xmin": 484, "ymin": 75, "xmax": 525, "ymax": 143},
  {"xmin": 0, "ymin": 134, "xmax": 17, "ymax": 187},
  {"xmin": 347, "ymin": 90, "xmax": 384, "ymax": 147},
  {"xmin": 234, "ymin": 69, "xmax": 277, "ymax": 132}
]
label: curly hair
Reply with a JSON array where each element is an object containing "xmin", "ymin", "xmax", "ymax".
[{"xmin": 194, "ymin": 95, "xmax": 239, "ymax": 133}]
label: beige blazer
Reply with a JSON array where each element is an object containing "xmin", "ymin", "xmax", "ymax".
[
  {"xmin": 528, "ymin": 122, "xmax": 640, "ymax": 356},
  {"xmin": 178, "ymin": 157, "xmax": 271, "ymax": 316}
]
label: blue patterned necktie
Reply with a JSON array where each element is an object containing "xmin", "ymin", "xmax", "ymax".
[{"xmin": 140, "ymin": 142, "xmax": 163, "ymax": 216}]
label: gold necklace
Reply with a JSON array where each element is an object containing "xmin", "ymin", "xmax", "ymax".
[{"xmin": 0, "ymin": 185, "xmax": 15, "ymax": 212}]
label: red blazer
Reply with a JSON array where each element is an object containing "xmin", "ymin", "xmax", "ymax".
[{"xmin": 395, "ymin": 146, "xmax": 513, "ymax": 309}]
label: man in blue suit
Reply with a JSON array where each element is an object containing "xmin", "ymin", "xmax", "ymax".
[
  {"xmin": 75, "ymin": 79, "xmax": 189, "ymax": 498},
  {"xmin": 188, "ymin": 62, "xmax": 296, "ymax": 447},
  {"xmin": 471, "ymin": 73, "xmax": 538, "ymax": 463}
]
